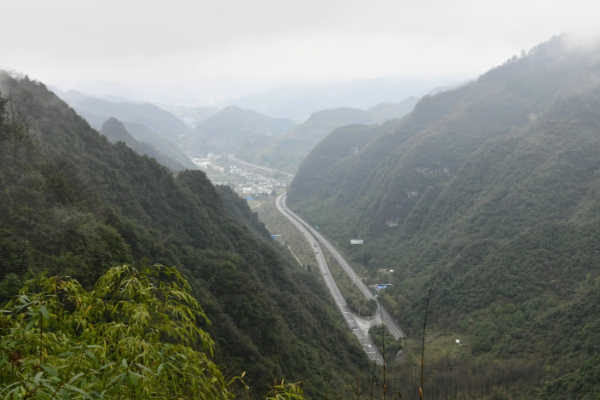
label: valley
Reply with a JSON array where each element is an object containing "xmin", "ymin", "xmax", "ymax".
[{"xmin": 3, "ymin": 10, "xmax": 600, "ymax": 397}]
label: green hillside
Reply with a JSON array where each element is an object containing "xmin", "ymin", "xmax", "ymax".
[
  {"xmin": 366, "ymin": 96, "xmax": 419, "ymax": 123},
  {"xmin": 70, "ymin": 97, "xmax": 189, "ymax": 145},
  {"xmin": 122, "ymin": 121, "xmax": 197, "ymax": 169},
  {"xmin": 0, "ymin": 74, "xmax": 368, "ymax": 397},
  {"xmin": 238, "ymin": 107, "xmax": 375, "ymax": 173},
  {"xmin": 100, "ymin": 117, "xmax": 189, "ymax": 171},
  {"xmin": 183, "ymin": 106, "xmax": 296, "ymax": 156},
  {"xmin": 288, "ymin": 36, "xmax": 600, "ymax": 398}
]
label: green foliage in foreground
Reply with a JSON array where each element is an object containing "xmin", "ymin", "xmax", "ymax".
[
  {"xmin": 0, "ymin": 264, "xmax": 233, "ymax": 399},
  {"xmin": 0, "ymin": 265, "xmax": 308, "ymax": 400}
]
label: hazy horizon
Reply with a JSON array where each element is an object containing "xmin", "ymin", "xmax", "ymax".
[
  {"xmin": 2, "ymin": 0, "xmax": 600, "ymax": 105},
  {"xmin": 46, "ymin": 74, "xmax": 471, "ymax": 108}
]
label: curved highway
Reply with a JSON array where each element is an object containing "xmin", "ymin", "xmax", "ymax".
[
  {"xmin": 276, "ymin": 194, "xmax": 383, "ymax": 365},
  {"xmin": 277, "ymin": 194, "xmax": 407, "ymax": 340}
]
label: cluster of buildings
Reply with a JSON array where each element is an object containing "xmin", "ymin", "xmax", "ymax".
[
  {"xmin": 190, "ymin": 154, "xmax": 286, "ymax": 200},
  {"xmin": 190, "ymin": 153, "xmax": 221, "ymax": 169},
  {"xmin": 230, "ymin": 165, "xmax": 286, "ymax": 199}
]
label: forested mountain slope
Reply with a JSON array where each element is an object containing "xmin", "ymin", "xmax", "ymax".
[
  {"xmin": 69, "ymin": 97, "xmax": 189, "ymax": 145},
  {"xmin": 288, "ymin": 36, "xmax": 600, "ymax": 398},
  {"xmin": 238, "ymin": 107, "xmax": 375, "ymax": 173},
  {"xmin": 100, "ymin": 117, "xmax": 189, "ymax": 171},
  {"xmin": 183, "ymin": 106, "xmax": 296, "ymax": 156},
  {"xmin": 53, "ymin": 88, "xmax": 196, "ymax": 168},
  {"xmin": 121, "ymin": 121, "xmax": 197, "ymax": 169},
  {"xmin": 0, "ymin": 74, "xmax": 367, "ymax": 398},
  {"xmin": 366, "ymin": 96, "xmax": 419, "ymax": 123}
]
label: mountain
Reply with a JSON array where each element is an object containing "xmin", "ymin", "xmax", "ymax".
[
  {"xmin": 183, "ymin": 106, "xmax": 296, "ymax": 156},
  {"xmin": 54, "ymin": 90, "xmax": 196, "ymax": 167},
  {"xmin": 237, "ymin": 107, "xmax": 375, "ymax": 173},
  {"xmin": 288, "ymin": 35, "xmax": 600, "ymax": 398},
  {"xmin": 68, "ymin": 97, "xmax": 189, "ymax": 145},
  {"xmin": 366, "ymin": 96, "xmax": 420, "ymax": 123},
  {"xmin": 51, "ymin": 86, "xmax": 138, "ymax": 105},
  {"xmin": 162, "ymin": 105, "xmax": 220, "ymax": 128},
  {"xmin": 99, "ymin": 117, "xmax": 189, "ymax": 171},
  {"xmin": 122, "ymin": 121, "xmax": 197, "ymax": 169},
  {"xmin": 222, "ymin": 77, "xmax": 461, "ymax": 122},
  {"xmin": 50, "ymin": 87, "xmax": 89, "ymax": 104},
  {"xmin": 0, "ymin": 74, "xmax": 368, "ymax": 396}
]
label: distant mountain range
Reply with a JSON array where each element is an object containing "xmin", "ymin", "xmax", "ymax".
[
  {"xmin": 221, "ymin": 78, "xmax": 458, "ymax": 122},
  {"xmin": 160, "ymin": 105, "xmax": 220, "ymax": 128},
  {"xmin": 51, "ymin": 89, "xmax": 190, "ymax": 145},
  {"xmin": 237, "ymin": 107, "xmax": 375, "ymax": 173},
  {"xmin": 236, "ymin": 97, "xmax": 419, "ymax": 173},
  {"xmin": 52, "ymin": 81, "xmax": 428, "ymax": 173},
  {"xmin": 50, "ymin": 86, "xmax": 138, "ymax": 105},
  {"xmin": 51, "ymin": 87, "xmax": 196, "ymax": 170},
  {"xmin": 182, "ymin": 106, "xmax": 297, "ymax": 156},
  {"xmin": 100, "ymin": 118, "xmax": 194, "ymax": 171},
  {"xmin": 366, "ymin": 96, "xmax": 419, "ymax": 123}
]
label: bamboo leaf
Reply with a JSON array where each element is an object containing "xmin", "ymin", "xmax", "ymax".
[{"xmin": 39, "ymin": 305, "xmax": 50, "ymax": 321}]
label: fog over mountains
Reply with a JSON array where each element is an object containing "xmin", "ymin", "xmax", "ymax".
[
  {"xmin": 51, "ymin": 79, "xmax": 427, "ymax": 170},
  {"xmin": 288, "ymin": 34, "xmax": 600, "ymax": 398},
  {"xmin": 219, "ymin": 77, "xmax": 461, "ymax": 122},
  {"xmin": 183, "ymin": 106, "xmax": 297, "ymax": 156},
  {"xmin": 4, "ymin": 0, "xmax": 600, "ymax": 394}
]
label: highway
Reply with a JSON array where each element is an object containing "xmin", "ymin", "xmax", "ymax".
[
  {"xmin": 228, "ymin": 155, "xmax": 295, "ymax": 177},
  {"xmin": 275, "ymin": 194, "xmax": 384, "ymax": 365},
  {"xmin": 277, "ymin": 193, "xmax": 407, "ymax": 341}
]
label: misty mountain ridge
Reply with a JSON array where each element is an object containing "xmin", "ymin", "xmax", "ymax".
[
  {"xmin": 160, "ymin": 104, "xmax": 221, "ymax": 128},
  {"xmin": 51, "ymin": 86, "xmax": 139, "ymax": 105},
  {"xmin": 235, "ymin": 107, "xmax": 374, "ymax": 173},
  {"xmin": 288, "ymin": 34, "xmax": 600, "ymax": 398},
  {"xmin": 220, "ymin": 76, "xmax": 465, "ymax": 122},
  {"xmin": 51, "ymin": 87, "xmax": 197, "ymax": 168},
  {"xmin": 99, "ymin": 117, "xmax": 192, "ymax": 171},
  {"xmin": 120, "ymin": 121, "xmax": 197, "ymax": 169},
  {"xmin": 67, "ymin": 97, "xmax": 190, "ymax": 145},
  {"xmin": 365, "ymin": 96, "xmax": 420, "ymax": 123},
  {"xmin": 236, "ymin": 100, "xmax": 419, "ymax": 173},
  {"xmin": 183, "ymin": 105, "xmax": 297, "ymax": 156}
]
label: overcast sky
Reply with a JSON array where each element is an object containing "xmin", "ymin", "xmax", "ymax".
[{"xmin": 2, "ymin": 0, "xmax": 600, "ymax": 103}]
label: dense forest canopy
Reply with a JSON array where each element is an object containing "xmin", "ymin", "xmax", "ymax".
[
  {"xmin": 288, "ymin": 35, "xmax": 600, "ymax": 398},
  {"xmin": 0, "ymin": 74, "xmax": 369, "ymax": 398}
]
